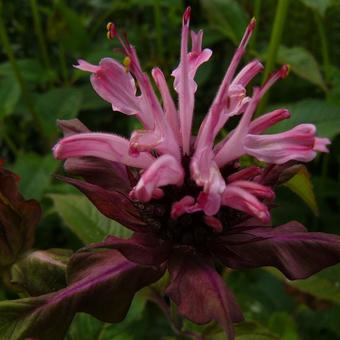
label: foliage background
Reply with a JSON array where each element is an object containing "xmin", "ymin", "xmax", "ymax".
[{"xmin": 0, "ymin": 0, "xmax": 340, "ymax": 338}]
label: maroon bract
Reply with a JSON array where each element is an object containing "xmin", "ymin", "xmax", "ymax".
[
  {"xmin": 0, "ymin": 161, "xmax": 41, "ymax": 268},
  {"xmin": 51, "ymin": 8, "xmax": 339, "ymax": 339}
]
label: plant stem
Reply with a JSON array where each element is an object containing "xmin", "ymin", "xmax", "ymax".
[
  {"xmin": 257, "ymin": 0, "xmax": 290, "ymax": 115},
  {"xmin": 0, "ymin": 1, "xmax": 47, "ymax": 144},
  {"xmin": 58, "ymin": 43, "xmax": 69, "ymax": 84},
  {"xmin": 250, "ymin": 0, "xmax": 262, "ymax": 51},
  {"xmin": 30, "ymin": 0, "xmax": 51, "ymax": 71},
  {"xmin": 314, "ymin": 12, "xmax": 330, "ymax": 82},
  {"xmin": 153, "ymin": 1, "xmax": 164, "ymax": 60}
]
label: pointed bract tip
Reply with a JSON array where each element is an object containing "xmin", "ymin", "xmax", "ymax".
[
  {"xmin": 282, "ymin": 109, "xmax": 291, "ymax": 119},
  {"xmin": 106, "ymin": 22, "xmax": 117, "ymax": 40},
  {"xmin": 280, "ymin": 64, "xmax": 290, "ymax": 78},
  {"xmin": 250, "ymin": 17, "xmax": 257, "ymax": 29},
  {"xmin": 183, "ymin": 7, "xmax": 191, "ymax": 25},
  {"xmin": 73, "ymin": 59, "xmax": 99, "ymax": 73}
]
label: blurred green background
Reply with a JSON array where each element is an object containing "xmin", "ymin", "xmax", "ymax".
[{"xmin": 0, "ymin": 0, "xmax": 340, "ymax": 339}]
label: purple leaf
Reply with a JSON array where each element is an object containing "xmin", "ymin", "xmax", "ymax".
[
  {"xmin": 0, "ymin": 163, "xmax": 41, "ymax": 267},
  {"xmin": 0, "ymin": 249, "xmax": 163, "ymax": 340},
  {"xmin": 89, "ymin": 232, "xmax": 171, "ymax": 266},
  {"xmin": 64, "ymin": 157, "xmax": 131, "ymax": 192},
  {"xmin": 56, "ymin": 175, "xmax": 146, "ymax": 232},
  {"xmin": 166, "ymin": 249, "xmax": 243, "ymax": 339},
  {"xmin": 214, "ymin": 221, "xmax": 340, "ymax": 280},
  {"xmin": 57, "ymin": 118, "xmax": 90, "ymax": 136}
]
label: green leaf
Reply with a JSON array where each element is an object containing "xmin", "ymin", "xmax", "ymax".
[
  {"xmin": 48, "ymin": 0, "xmax": 90, "ymax": 53},
  {"xmin": 284, "ymin": 166, "xmax": 319, "ymax": 215},
  {"xmin": 299, "ymin": 0, "xmax": 333, "ymax": 16},
  {"xmin": 49, "ymin": 193, "xmax": 132, "ymax": 244},
  {"xmin": 268, "ymin": 312, "xmax": 299, "ymax": 340},
  {"xmin": 200, "ymin": 0, "xmax": 249, "ymax": 45},
  {"xmin": 269, "ymin": 99, "xmax": 340, "ymax": 139},
  {"xmin": 79, "ymin": 83, "xmax": 108, "ymax": 111},
  {"xmin": 234, "ymin": 321, "xmax": 280, "ymax": 339},
  {"xmin": 11, "ymin": 153, "xmax": 59, "ymax": 200},
  {"xmin": 268, "ymin": 264, "xmax": 340, "ymax": 304},
  {"xmin": 0, "ymin": 59, "xmax": 57, "ymax": 85},
  {"xmin": 0, "ymin": 76, "xmax": 20, "ymax": 119},
  {"xmin": 10, "ymin": 249, "xmax": 72, "ymax": 296},
  {"xmin": 67, "ymin": 290, "xmax": 147, "ymax": 340},
  {"xmin": 0, "ymin": 249, "xmax": 162, "ymax": 340},
  {"xmin": 36, "ymin": 87, "xmax": 83, "ymax": 138},
  {"xmin": 277, "ymin": 46, "xmax": 326, "ymax": 90},
  {"xmin": 313, "ymin": 176, "xmax": 340, "ymax": 199}
]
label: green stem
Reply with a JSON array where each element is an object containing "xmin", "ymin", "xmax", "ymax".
[
  {"xmin": 257, "ymin": 0, "xmax": 290, "ymax": 115},
  {"xmin": 314, "ymin": 12, "xmax": 330, "ymax": 82},
  {"xmin": 30, "ymin": 0, "xmax": 51, "ymax": 71},
  {"xmin": 0, "ymin": 1, "xmax": 47, "ymax": 144},
  {"xmin": 58, "ymin": 43, "xmax": 69, "ymax": 84},
  {"xmin": 153, "ymin": 1, "xmax": 164, "ymax": 60},
  {"xmin": 250, "ymin": 0, "xmax": 262, "ymax": 51}
]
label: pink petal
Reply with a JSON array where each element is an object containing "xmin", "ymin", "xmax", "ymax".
[
  {"xmin": 204, "ymin": 215, "xmax": 223, "ymax": 233},
  {"xmin": 195, "ymin": 19, "xmax": 256, "ymax": 151},
  {"xmin": 130, "ymin": 155, "xmax": 184, "ymax": 202},
  {"xmin": 152, "ymin": 67, "xmax": 181, "ymax": 141},
  {"xmin": 249, "ymin": 109, "xmax": 291, "ymax": 134},
  {"xmin": 172, "ymin": 8, "xmax": 212, "ymax": 155},
  {"xmin": 222, "ymin": 184, "xmax": 271, "ymax": 223},
  {"xmin": 78, "ymin": 58, "xmax": 154, "ymax": 128},
  {"xmin": 173, "ymin": 7, "xmax": 193, "ymax": 155},
  {"xmin": 53, "ymin": 132, "xmax": 154, "ymax": 169},
  {"xmin": 244, "ymin": 124, "xmax": 322, "ymax": 164},
  {"xmin": 314, "ymin": 137, "xmax": 331, "ymax": 152},
  {"xmin": 259, "ymin": 64, "xmax": 290, "ymax": 97},
  {"xmin": 215, "ymin": 88, "xmax": 262, "ymax": 167},
  {"xmin": 231, "ymin": 59, "xmax": 264, "ymax": 87},
  {"xmin": 227, "ymin": 166, "xmax": 262, "ymax": 183},
  {"xmin": 230, "ymin": 180, "xmax": 275, "ymax": 200},
  {"xmin": 74, "ymin": 59, "xmax": 100, "ymax": 73},
  {"xmin": 190, "ymin": 147, "xmax": 226, "ymax": 216},
  {"xmin": 171, "ymin": 196, "xmax": 199, "ymax": 219},
  {"xmin": 112, "ymin": 41, "xmax": 180, "ymax": 159},
  {"xmin": 197, "ymin": 191, "xmax": 221, "ymax": 216}
]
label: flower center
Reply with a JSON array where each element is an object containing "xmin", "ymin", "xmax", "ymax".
[{"xmin": 135, "ymin": 157, "xmax": 244, "ymax": 250}]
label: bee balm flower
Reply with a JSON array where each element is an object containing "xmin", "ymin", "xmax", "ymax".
[{"xmin": 52, "ymin": 8, "xmax": 339, "ymax": 339}]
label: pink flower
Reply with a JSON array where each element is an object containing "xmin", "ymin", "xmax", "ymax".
[
  {"xmin": 54, "ymin": 8, "xmax": 329, "ymax": 223},
  {"xmin": 50, "ymin": 8, "xmax": 337, "ymax": 340}
]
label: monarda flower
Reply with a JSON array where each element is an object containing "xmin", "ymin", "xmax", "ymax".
[{"xmin": 3, "ymin": 7, "xmax": 339, "ymax": 340}]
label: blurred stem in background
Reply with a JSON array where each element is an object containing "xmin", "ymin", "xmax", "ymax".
[
  {"xmin": 257, "ymin": 0, "xmax": 290, "ymax": 115},
  {"xmin": 0, "ymin": 0, "xmax": 49, "ymax": 149},
  {"xmin": 58, "ymin": 42, "xmax": 69, "ymax": 85},
  {"xmin": 154, "ymin": 1, "xmax": 164, "ymax": 60},
  {"xmin": 250, "ymin": 0, "xmax": 262, "ymax": 51},
  {"xmin": 30, "ymin": 0, "xmax": 51, "ymax": 72},
  {"xmin": 314, "ymin": 12, "xmax": 330, "ymax": 83}
]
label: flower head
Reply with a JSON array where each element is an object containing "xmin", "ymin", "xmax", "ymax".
[{"xmin": 50, "ymin": 8, "xmax": 339, "ymax": 339}]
